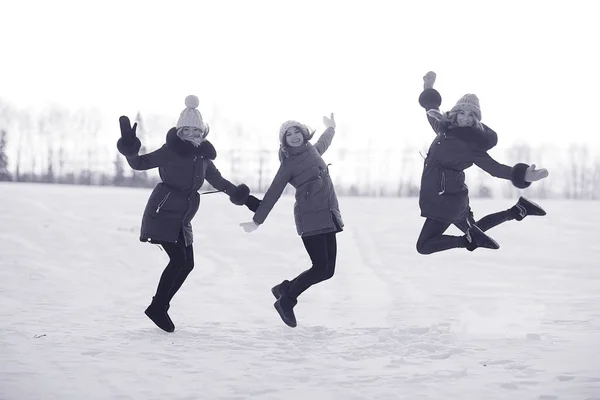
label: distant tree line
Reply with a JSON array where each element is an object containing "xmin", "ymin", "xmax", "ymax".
[{"xmin": 1, "ymin": 99, "xmax": 599, "ymax": 199}]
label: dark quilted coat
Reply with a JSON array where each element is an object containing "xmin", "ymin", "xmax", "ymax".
[
  {"xmin": 418, "ymin": 88, "xmax": 531, "ymax": 223},
  {"xmin": 117, "ymin": 128, "xmax": 238, "ymax": 246}
]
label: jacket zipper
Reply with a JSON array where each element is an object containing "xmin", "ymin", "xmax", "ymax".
[
  {"xmin": 156, "ymin": 192, "xmax": 171, "ymax": 213},
  {"xmin": 191, "ymin": 156, "xmax": 198, "ymax": 189},
  {"xmin": 438, "ymin": 171, "xmax": 446, "ymax": 195}
]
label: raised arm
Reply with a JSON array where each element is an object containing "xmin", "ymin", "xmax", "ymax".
[
  {"xmin": 418, "ymin": 71, "xmax": 446, "ymax": 135},
  {"xmin": 123, "ymin": 146, "xmax": 169, "ymax": 171},
  {"xmin": 117, "ymin": 116, "xmax": 169, "ymax": 170},
  {"xmin": 314, "ymin": 113, "xmax": 337, "ymax": 155}
]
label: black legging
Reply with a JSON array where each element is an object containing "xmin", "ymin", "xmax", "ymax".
[
  {"xmin": 286, "ymin": 232, "xmax": 337, "ymax": 299},
  {"xmin": 153, "ymin": 231, "xmax": 195, "ymax": 305},
  {"xmin": 416, "ymin": 208, "xmax": 517, "ymax": 255}
]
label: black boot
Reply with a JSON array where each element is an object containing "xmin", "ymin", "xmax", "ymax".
[
  {"xmin": 165, "ymin": 304, "xmax": 174, "ymax": 328},
  {"xmin": 274, "ymin": 295, "xmax": 298, "ymax": 328},
  {"xmin": 271, "ymin": 280, "xmax": 291, "ymax": 299},
  {"xmin": 512, "ymin": 196, "xmax": 547, "ymax": 221},
  {"xmin": 144, "ymin": 297, "xmax": 175, "ymax": 332},
  {"xmin": 465, "ymin": 225, "xmax": 500, "ymax": 251}
]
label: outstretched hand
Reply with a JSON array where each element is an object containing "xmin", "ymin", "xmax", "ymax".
[
  {"xmin": 119, "ymin": 116, "xmax": 138, "ymax": 144},
  {"xmin": 323, "ymin": 113, "xmax": 336, "ymax": 129},
  {"xmin": 525, "ymin": 164, "xmax": 549, "ymax": 182},
  {"xmin": 423, "ymin": 71, "xmax": 436, "ymax": 90},
  {"xmin": 240, "ymin": 221, "xmax": 259, "ymax": 233}
]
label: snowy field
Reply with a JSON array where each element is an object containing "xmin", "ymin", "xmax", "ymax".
[{"xmin": 1, "ymin": 182, "xmax": 599, "ymax": 400}]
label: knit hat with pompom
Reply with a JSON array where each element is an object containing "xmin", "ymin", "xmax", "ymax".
[
  {"xmin": 449, "ymin": 94, "xmax": 482, "ymax": 121},
  {"xmin": 176, "ymin": 95, "xmax": 204, "ymax": 129}
]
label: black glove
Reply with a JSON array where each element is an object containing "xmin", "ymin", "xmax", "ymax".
[
  {"xmin": 229, "ymin": 184, "xmax": 250, "ymax": 205},
  {"xmin": 245, "ymin": 195, "xmax": 261, "ymax": 212},
  {"xmin": 117, "ymin": 116, "xmax": 141, "ymax": 156},
  {"xmin": 119, "ymin": 116, "xmax": 137, "ymax": 145}
]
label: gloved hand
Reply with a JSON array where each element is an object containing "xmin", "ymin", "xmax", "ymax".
[
  {"xmin": 240, "ymin": 221, "xmax": 259, "ymax": 233},
  {"xmin": 119, "ymin": 116, "xmax": 138, "ymax": 145},
  {"xmin": 245, "ymin": 195, "xmax": 261, "ymax": 212},
  {"xmin": 323, "ymin": 113, "xmax": 336, "ymax": 129},
  {"xmin": 525, "ymin": 164, "xmax": 549, "ymax": 182},
  {"xmin": 423, "ymin": 71, "xmax": 437, "ymax": 90},
  {"xmin": 229, "ymin": 184, "xmax": 250, "ymax": 205}
]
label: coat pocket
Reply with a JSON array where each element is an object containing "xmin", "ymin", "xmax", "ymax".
[{"xmin": 298, "ymin": 178, "xmax": 329, "ymax": 212}]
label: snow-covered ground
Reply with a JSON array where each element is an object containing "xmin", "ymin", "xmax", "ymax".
[{"xmin": 1, "ymin": 182, "xmax": 599, "ymax": 400}]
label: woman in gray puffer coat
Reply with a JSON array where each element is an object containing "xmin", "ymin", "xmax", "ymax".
[
  {"xmin": 240, "ymin": 113, "xmax": 342, "ymax": 328},
  {"xmin": 117, "ymin": 95, "xmax": 259, "ymax": 333}
]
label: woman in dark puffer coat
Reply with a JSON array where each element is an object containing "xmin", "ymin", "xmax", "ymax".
[
  {"xmin": 117, "ymin": 95, "xmax": 260, "ymax": 332},
  {"xmin": 416, "ymin": 72, "xmax": 549, "ymax": 255}
]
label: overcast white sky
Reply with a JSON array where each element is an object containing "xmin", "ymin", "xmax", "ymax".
[{"xmin": 1, "ymin": 0, "xmax": 599, "ymax": 154}]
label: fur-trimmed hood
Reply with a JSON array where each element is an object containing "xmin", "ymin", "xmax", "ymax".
[{"xmin": 165, "ymin": 127, "xmax": 216, "ymax": 159}]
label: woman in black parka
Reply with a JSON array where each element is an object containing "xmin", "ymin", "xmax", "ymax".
[
  {"xmin": 416, "ymin": 72, "xmax": 549, "ymax": 255},
  {"xmin": 117, "ymin": 95, "xmax": 260, "ymax": 332}
]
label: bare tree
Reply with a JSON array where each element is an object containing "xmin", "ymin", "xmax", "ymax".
[
  {"xmin": 592, "ymin": 155, "xmax": 600, "ymax": 200},
  {"xmin": 69, "ymin": 108, "xmax": 103, "ymax": 185},
  {"xmin": 58, "ymin": 144, "xmax": 66, "ymax": 182},
  {"xmin": 0, "ymin": 101, "xmax": 13, "ymax": 181},
  {"xmin": 0, "ymin": 129, "xmax": 12, "ymax": 181},
  {"xmin": 528, "ymin": 144, "xmax": 552, "ymax": 199},
  {"xmin": 45, "ymin": 147, "xmax": 54, "ymax": 183},
  {"xmin": 397, "ymin": 146, "xmax": 419, "ymax": 197},
  {"xmin": 113, "ymin": 152, "xmax": 126, "ymax": 186},
  {"xmin": 256, "ymin": 148, "xmax": 269, "ymax": 192},
  {"xmin": 229, "ymin": 124, "xmax": 245, "ymax": 180},
  {"xmin": 16, "ymin": 110, "xmax": 38, "ymax": 182},
  {"xmin": 130, "ymin": 111, "xmax": 148, "ymax": 187},
  {"xmin": 564, "ymin": 144, "xmax": 592, "ymax": 199},
  {"xmin": 37, "ymin": 107, "xmax": 65, "ymax": 183}
]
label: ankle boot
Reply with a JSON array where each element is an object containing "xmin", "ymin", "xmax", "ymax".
[
  {"xmin": 271, "ymin": 280, "xmax": 291, "ymax": 299},
  {"xmin": 274, "ymin": 295, "xmax": 298, "ymax": 328},
  {"xmin": 144, "ymin": 297, "xmax": 175, "ymax": 332},
  {"xmin": 512, "ymin": 196, "xmax": 547, "ymax": 221},
  {"xmin": 465, "ymin": 225, "xmax": 500, "ymax": 251}
]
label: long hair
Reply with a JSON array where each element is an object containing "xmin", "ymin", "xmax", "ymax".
[
  {"xmin": 176, "ymin": 124, "xmax": 210, "ymax": 147},
  {"xmin": 427, "ymin": 109, "xmax": 484, "ymax": 132}
]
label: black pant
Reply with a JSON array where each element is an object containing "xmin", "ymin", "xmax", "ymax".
[
  {"xmin": 416, "ymin": 207, "xmax": 517, "ymax": 255},
  {"xmin": 153, "ymin": 231, "xmax": 195, "ymax": 305},
  {"xmin": 287, "ymin": 232, "xmax": 337, "ymax": 299}
]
